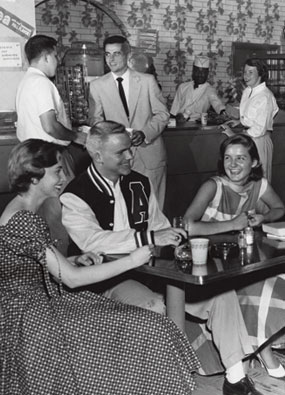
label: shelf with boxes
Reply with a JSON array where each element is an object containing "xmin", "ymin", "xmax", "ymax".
[
  {"xmin": 55, "ymin": 41, "xmax": 105, "ymax": 127},
  {"xmin": 252, "ymin": 54, "xmax": 285, "ymax": 110},
  {"xmin": 55, "ymin": 64, "xmax": 89, "ymax": 126}
]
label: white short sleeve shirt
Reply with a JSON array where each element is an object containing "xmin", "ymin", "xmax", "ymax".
[{"xmin": 16, "ymin": 67, "xmax": 71, "ymax": 146}]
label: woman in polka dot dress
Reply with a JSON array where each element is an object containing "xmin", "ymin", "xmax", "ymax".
[{"xmin": 0, "ymin": 139, "xmax": 200, "ymax": 395}]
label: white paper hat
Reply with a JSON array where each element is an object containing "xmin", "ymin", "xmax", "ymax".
[{"xmin": 194, "ymin": 55, "xmax": 210, "ymax": 69}]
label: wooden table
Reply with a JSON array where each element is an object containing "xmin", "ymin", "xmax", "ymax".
[{"xmin": 136, "ymin": 231, "xmax": 285, "ymax": 331}]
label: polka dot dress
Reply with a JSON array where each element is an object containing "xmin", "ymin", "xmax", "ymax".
[{"xmin": 0, "ymin": 211, "xmax": 200, "ymax": 395}]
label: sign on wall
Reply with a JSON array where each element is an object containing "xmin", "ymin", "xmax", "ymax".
[
  {"xmin": 0, "ymin": 41, "xmax": 22, "ymax": 68},
  {"xmin": 137, "ymin": 29, "xmax": 158, "ymax": 55},
  {"xmin": 0, "ymin": 6, "xmax": 34, "ymax": 40}
]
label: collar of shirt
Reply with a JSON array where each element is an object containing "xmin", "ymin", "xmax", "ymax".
[
  {"xmin": 112, "ymin": 69, "xmax": 130, "ymax": 105},
  {"xmin": 192, "ymin": 81, "xmax": 208, "ymax": 90},
  {"xmin": 102, "ymin": 175, "xmax": 130, "ymax": 231},
  {"xmin": 244, "ymin": 82, "xmax": 266, "ymax": 98},
  {"xmin": 27, "ymin": 66, "xmax": 46, "ymax": 77}
]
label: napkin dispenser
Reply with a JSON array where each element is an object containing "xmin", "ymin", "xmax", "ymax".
[{"xmin": 262, "ymin": 222, "xmax": 285, "ymax": 237}]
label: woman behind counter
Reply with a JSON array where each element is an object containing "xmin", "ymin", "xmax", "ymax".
[
  {"xmin": 225, "ymin": 58, "xmax": 279, "ymax": 182},
  {"xmin": 0, "ymin": 139, "xmax": 200, "ymax": 395},
  {"xmin": 184, "ymin": 134, "xmax": 285, "ymax": 379}
]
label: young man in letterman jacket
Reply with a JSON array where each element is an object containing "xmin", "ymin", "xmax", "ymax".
[
  {"xmin": 60, "ymin": 121, "xmax": 185, "ymax": 313},
  {"xmin": 60, "ymin": 121, "xmax": 264, "ymax": 395}
]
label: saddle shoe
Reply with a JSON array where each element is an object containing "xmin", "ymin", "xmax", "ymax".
[{"xmin": 223, "ymin": 375, "xmax": 264, "ymax": 395}]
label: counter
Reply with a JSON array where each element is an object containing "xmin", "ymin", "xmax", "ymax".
[
  {"xmin": 0, "ymin": 129, "xmax": 18, "ymax": 213},
  {"xmin": 163, "ymin": 123, "xmax": 224, "ymax": 220},
  {"xmin": 163, "ymin": 123, "xmax": 285, "ymax": 221}
]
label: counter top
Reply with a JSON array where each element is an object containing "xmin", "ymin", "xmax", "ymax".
[
  {"xmin": 1, "ymin": 121, "xmax": 284, "ymax": 141},
  {"xmin": 165, "ymin": 121, "xmax": 285, "ymax": 134},
  {"xmin": 0, "ymin": 126, "xmax": 17, "ymax": 144}
]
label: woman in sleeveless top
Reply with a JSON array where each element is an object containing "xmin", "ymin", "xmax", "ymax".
[{"xmin": 184, "ymin": 134, "xmax": 285, "ymax": 379}]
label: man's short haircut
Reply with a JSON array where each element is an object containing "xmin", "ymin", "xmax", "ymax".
[
  {"xmin": 24, "ymin": 34, "xmax": 57, "ymax": 64},
  {"xmin": 103, "ymin": 35, "xmax": 131, "ymax": 54},
  {"xmin": 86, "ymin": 121, "xmax": 127, "ymax": 152},
  {"xmin": 8, "ymin": 139, "xmax": 63, "ymax": 193}
]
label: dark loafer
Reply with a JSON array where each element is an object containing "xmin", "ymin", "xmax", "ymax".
[{"xmin": 223, "ymin": 375, "xmax": 264, "ymax": 395}]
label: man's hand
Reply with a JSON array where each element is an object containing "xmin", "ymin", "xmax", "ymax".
[
  {"xmin": 176, "ymin": 113, "xmax": 188, "ymax": 124},
  {"xmin": 131, "ymin": 130, "xmax": 145, "ymax": 146},
  {"xmin": 154, "ymin": 227, "xmax": 187, "ymax": 247}
]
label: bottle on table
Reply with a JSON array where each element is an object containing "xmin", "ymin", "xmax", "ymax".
[{"xmin": 244, "ymin": 226, "xmax": 254, "ymax": 245}]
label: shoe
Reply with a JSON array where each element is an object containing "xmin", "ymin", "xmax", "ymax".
[
  {"xmin": 223, "ymin": 375, "xmax": 264, "ymax": 395},
  {"xmin": 258, "ymin": 355, "xmax": 285, "ymax": 379},
  {"xmin": 266, "ymin": 363, "xmax": 285, "ymax": 380}
]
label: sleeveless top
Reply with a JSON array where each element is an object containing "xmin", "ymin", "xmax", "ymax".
[{"xmin": 201, "ymin": 176, "xmax": 268, "ymax": 222}]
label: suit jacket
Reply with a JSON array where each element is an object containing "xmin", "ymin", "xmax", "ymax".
[{"xmin": 88, "ymin": 69, "xmax": 169, "ymax": 170}]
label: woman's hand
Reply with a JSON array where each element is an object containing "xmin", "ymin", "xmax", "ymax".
[
  {"xmin": 70, "ymin": 252, "xmax": 104, "ymax": 267},
  {"xmin": 225, "ymin": 119, "xmax": 241, "ymax": 128},
  {"xmin": 220, "ymin": 123, "xmax": 235, "ymax": 137},
  {"xmin": 232, "ymin": 213, "xmax": 249, "ymax": 231},
  {"xmin": 248, "ymin": 214, "xmax": 264, "ymax": 227},
  {"xmin": 129, "ymin": 245, "xmax": 154, "ymax": 268}
]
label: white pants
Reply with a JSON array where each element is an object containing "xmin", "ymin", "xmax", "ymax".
[{"xmin": 103, "ymin": 280, "xmax": 166, "ymax": 315}]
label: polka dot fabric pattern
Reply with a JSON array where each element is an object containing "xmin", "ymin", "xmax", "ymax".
[{"xmin": 0, "ymin": 211, "xmax": 199, "ymax": 395}]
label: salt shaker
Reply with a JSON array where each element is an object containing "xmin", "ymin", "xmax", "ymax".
[
  {"xmin": 238, "ymin": 231, "xmax": 246, "ymax": 249},
  {"xmin": 244, "ymin": 226, "xmax": 254, "ymax": 245}
]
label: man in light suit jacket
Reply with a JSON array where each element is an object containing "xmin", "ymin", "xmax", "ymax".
[{"xmin": 88, "ymin": 35, "xmax": 169, "ymax": 210}]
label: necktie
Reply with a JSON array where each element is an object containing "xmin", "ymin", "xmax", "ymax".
[{"xmin": 117, "ymin": 77, "xmax": 129, "ymax": 118}]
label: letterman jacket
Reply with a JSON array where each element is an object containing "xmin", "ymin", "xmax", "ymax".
[{"xmin": 60, "ymin": 163, "xmax": 170, "ymax": 254}]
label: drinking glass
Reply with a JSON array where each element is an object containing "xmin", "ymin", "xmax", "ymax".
[
  {"xmin": 173, "ymin": 216, "xmax": 185, "ymax": 229},
  {"xmin": 190, "ymin": 238, "xmax": 209, "ymax": 265}
]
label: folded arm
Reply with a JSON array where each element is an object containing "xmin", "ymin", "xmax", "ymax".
[
  {"xmin": 60, "ymin": 188, "xmax": 184, "ymax": 253},
  {"xmin": 61, "ymin": 193, "xmax": 141, "ymax": 254},
  {"xmin": 184, "ymin": 179, "xmax": 248, "ymax": 235}
]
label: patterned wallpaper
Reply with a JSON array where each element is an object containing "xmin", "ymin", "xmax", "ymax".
[{"xmin": 35, "ymin": 0, "xmax": 285, "ymax": 107}]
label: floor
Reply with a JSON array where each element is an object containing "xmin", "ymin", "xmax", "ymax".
[{"xmin": 193, "ymin": 352, "xmax": 285, "ymax": 395}]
